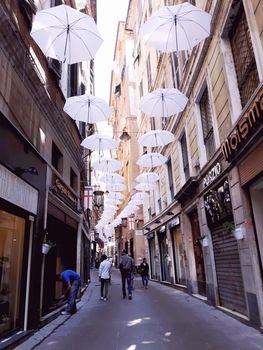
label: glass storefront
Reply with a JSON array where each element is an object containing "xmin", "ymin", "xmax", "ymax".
[
  {"xmin": 0, "ymin": 210, "xmax": 25, "ymax": 336},
  {"xmin": 171, "ymin": 227, "xmax": 187, "ymax": 285}
]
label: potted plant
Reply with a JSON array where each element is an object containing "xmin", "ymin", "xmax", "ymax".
[
  {"xmin": 42, "ymin": 240, "xmax": 56, "ymax": 255},
  {"xmin": 222, "ymin": 221, "xmax": 235, "ymax": 235}
]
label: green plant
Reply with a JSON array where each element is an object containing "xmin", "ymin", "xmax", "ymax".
[
  {"xmin": 222, "ymin": 221, "xmax": 234, "ymax": 234},
  {"xmin": 195, "ymin": 235, "xmax": 206, "ymax": 244}
]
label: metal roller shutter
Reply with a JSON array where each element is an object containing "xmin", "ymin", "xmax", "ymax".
[{"xmin": 211, "ymin": 226, "xmax": 247, "ymax": 315}]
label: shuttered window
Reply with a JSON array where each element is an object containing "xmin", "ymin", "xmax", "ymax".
[
  {"xmin": 171, "ymin": 53, "xmax": 180, "ymax": 89},
  {"xmin": 199, "ymin": 86, "xmax": 215, "ymax": 160},
  {"xmin": 167, "ymin": 158, "xmax": 174, "ymax": 198},
  {"xmin": 146, "ymin": 55, "xmax": 152, "ymax": 91},
  {"xmin": 230, "ymin": 4, "xmax": 259, "ymax": 108},
  {"xmin": 181, "ymin": 133, "xmax": 190, "ymax": 180}
]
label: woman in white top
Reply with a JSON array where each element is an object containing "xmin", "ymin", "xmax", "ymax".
[{"xmin": 99, "ymin": 254, "xmax": 112, "ymax": 301}]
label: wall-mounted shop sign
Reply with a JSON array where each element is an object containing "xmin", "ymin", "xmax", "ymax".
[
  {"xmin": 168, "ymin": 216, "xmax": 180, "ymax": 228},
  {"xmin": 50, "ymin": 175, "xmax": 78, "ymax": 211},
  {"xmin": 203, "ymin": 162, "xmax": 221, "ymax": 189},
  {"xmin": 221, "ymin": 88, "xmax": 263, "ymax": 162},
  {"xmin": 147, "ymin": 232, "xmax": 154, "ymax": 239}
]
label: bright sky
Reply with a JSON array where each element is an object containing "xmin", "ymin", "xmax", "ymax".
[{"xmin": 94, "ymin": 0, "xmax": 129, "ymax": 104}]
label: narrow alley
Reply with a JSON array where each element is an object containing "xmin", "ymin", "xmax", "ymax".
[{"xmin": 16, "ymin": 269, "xmax": 263, "ymax": 350}]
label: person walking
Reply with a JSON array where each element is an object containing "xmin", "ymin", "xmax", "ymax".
[
  {"xmin": 99, "ymin": 254, "xmax": 112, "ymax": 301},
  {"xmin": 119, "ymin": 250, "xmax": 134, "ymax": 300},
  {"xmin": 139, "ymin": 258, "xmax": 150, "ymax": 289},
  {"xmin": 60, "ymin": 269, "xmax": 81, "ymax": 315}
]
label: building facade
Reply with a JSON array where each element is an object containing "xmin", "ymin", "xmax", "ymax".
[{"xmin": 113, "ymin": 0, "xmax": 263, "ymax": 328}]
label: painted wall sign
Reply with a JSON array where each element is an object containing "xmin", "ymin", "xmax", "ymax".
[
  {"xmin": 50, "ymin": 175, "xmax": 78, "ymax": 210},
  {"xmin": 221, "ymin": 88, "xmax": 263, "ymax": 162},
  {"xmin": 203, "ymin": 162, "xmax": 221, "ymax": 188}
]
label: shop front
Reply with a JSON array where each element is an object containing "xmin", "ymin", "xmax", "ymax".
[
  {"xmin": 157, "ymin": 226, "xmax": 171, "ymax": 283},
  {"xmin": 147, "ymin": 232, "xmax": 158, "ymax": 280}
]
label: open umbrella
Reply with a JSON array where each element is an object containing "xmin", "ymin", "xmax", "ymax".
[
  {"xmin": 138, "ymin": 130, "xmax": 175, "ymax": 148},
  {"xmin": 132, "ymin": 192, "xmax": 149, "ymax": 201},
  {"xmin": 136, "ymin": 172, "xmax": 159, "ymax": 183},
  {"xmin": 106, "ymin": 183, "xmax": 126, "ymax": 192},
  {"xmin": 142, "ymin": 3, "xmax": 212, "ymax": 52},
  {"xmin": 100, "ymin": 173, "xmax": 124, "ymax": 184},
  {"xmin": 64, "ymin": 94, "xmax": 111, "ymax": 124},
  {"xmin": 31, "ymin": 4, "xmax": 103, "ymax": 64},
  {"xmin": 140, "ymin": 88, "xmax": 188, "ymax": 118},
  {"xmin": 135, "ymin": 183, "xmax": 154, "ymax": 192},
  {"xmin": 92, "ymin": 158, "xmax": 122, "ymax": 173},
  {"xmin": 108, "ymin": 192, "xmax": 125, "ymax": 201},
  {"xmin": 81, "ymin": 134, "xmax": 118, "ymax": 154},
  {"xmin": 137, "ymin": 153, "xmax": 167, "ymax": 168}
]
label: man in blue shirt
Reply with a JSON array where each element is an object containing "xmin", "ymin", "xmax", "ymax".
[{"xmin": 60, "ymin": 269, "xmax": 81, "ymax": 315}]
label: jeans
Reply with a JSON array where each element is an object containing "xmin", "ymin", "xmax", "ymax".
[
  {"xmin": 121, "ymin": 270, "xmax": 132, "ymax": 297},
  {"xmin": 65, "ymin": 279, "xmax": 80, "ymax": 314},
  {"xmin": 142, "ymin": 275, "xmax": 149, "ymax": 287},
  {"xmin": 101, "ymin": 278, "xmax": 110, "ymax": 298}
]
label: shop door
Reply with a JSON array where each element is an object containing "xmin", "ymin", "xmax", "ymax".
[
  {"xmin": 190, "ymin": 211, "xmax": 206, "ymax": 296},
  {"xmin": 148, "ymin": 238, "xmax": 157, "ymax": 279},
  {"xmin": 0, "ymin": 210, "xmax": 26, "ymax": 336},
  {"xmin": 212, "ymin": 225, "xmax": 247, "ymax": 315},
  {"xmin": 158, "ymin": 233, "xmax": 171, "ymax": 282},
  {"xmin": 171, "ymin": 227, "xmax": 187, "ymax": 285}
]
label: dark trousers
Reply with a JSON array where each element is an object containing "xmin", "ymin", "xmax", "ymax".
[
  {"xmin": 142, "ymin": 275, "xmax": 149, "ymax": 286},
  {"xmin": 65, "ymin": 279, "xmax": 80, "ymax": 314},
  {"xmin": 121, "ymin": 270, "xmax": 132, "ymax": 297}
]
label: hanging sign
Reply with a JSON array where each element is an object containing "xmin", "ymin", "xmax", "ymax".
[{"xmin": 203, "ymin": 162, "xmax": 221, "ymax": 189}]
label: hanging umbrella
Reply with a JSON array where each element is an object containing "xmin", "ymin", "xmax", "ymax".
[
  {"xmin": 108, "ymin": 192, "xmax": 125, "ymax": 201},
  {"xmin": 140, "ymin": 88, "xmax": 188, "ymax": 118},
  {"xmin": 64, "ymin": 94, "xmax": 111, "ymax": 124},
  {"xmin": 31, "ymin": 4, "xmax": 103, "ymax": 64},
  {"xmin": 137, "ymin": 153, "xmax": 167, "ymax": 168},
  {"xmin": 132, "ymin": 192, "xmax": 149, "ymax": 201},
  {"xmin": 106, "ymin": 183, "xmax": 126, "ymax": 192},
  {"xmin": 135, "ymin": 183, "xmax": 154, "ymax": 192},
  {"xmin": 129, "ymin": 199, "xmax": 143, "ymax": 206},
  {"xmin": 136, "ymin": 172, "xmax": 159, "ymax": 183},
  {"xmin": 92, "ymin": 158, "xmax": 122, "ymax": 173},
  {"xmin": 100, "ymin": 173, "xmax": 124, "ymax": 184},
  {"xmin": 138, "ymin": 130, "xmax": 175, "ymax": 148},
  {"xmin": 81, "ymin": 134, "xmax": 118, "ymax": 154},
  {"xmin": 142, "ymin": 3, "xmax": 212, "ymax": 53}
]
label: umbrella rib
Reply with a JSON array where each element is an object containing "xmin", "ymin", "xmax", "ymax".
[
  {"xmin": 31, "ymin": 24, "xmax": 66, "ymax": 35},
  {"xmin": 177, "ymin": 9, "xmax": 207, "ymax": 19},
  {"xmin": 70, "ymin": 30, "xmax": 93, "ymax": 58},
  {"xmin": 178, "ymin": 18, "xmax": 210, "ymax": 35},
  {"xmin": 43, "ymin": 28, "xmax": 68, "ymax": 57},
  {"xmin": 37, "ymin": 11, "xmax": 66, "ymax": 26},
  {"xmin": 162, "ymin": 94, "xmax": 186, "ymax": 112},
  {"xmin": 178, "ymin": 21, "xmax": 195, "ymax": 50}
]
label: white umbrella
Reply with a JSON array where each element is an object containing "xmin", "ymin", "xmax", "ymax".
[
  {"xmin": 92, "ymin": 158, "xmax": 122, "ymax": 173},
  {"xmin": 31, "ymin": 5, "xmax": 103, "ymax": 64},
  {"xmin": 106, "ymin": 183, "xmax": 126, "ymax": 192},
  {"xmin": 129, "ymin": 199, "xmax": 143, "ymax": 206},
  {"xmin": 132, "ymin": 192, "xmax": 149, "ymax": 201},
  {"xmin": 135, "ymin": 183, "xmax": 154, "ymax": 192},
  {"xmin": 100, "ymin": 173, "xmax": 125, "ymax": 184},
  {"xmin": 137, "ymin": 153, "xmax": 168, "ymax": 168},
  {"xmin": 64, "ymin": 94, "xmax": 111, "ymax": 124},
  {"xmin": 81, "ymin": 134, "xmax": 118, "ymax": 153},
  {"xmin": 142, "ymin": 3, "xmax": 212, "ymax": 53},
  {"xmin": 108, "ymin": 192, "xmax": 125, "ymax": 201},
  {"xmin": 136, "ymin": 172, "xmax": 159, "ymax": 183},
  {"xmin": 138, "ymin": 130, "xmax": 175, "ymax": 148},
  {"xmin": 140, "ymin": 88, "xmax": 188, "ymax": 118}
]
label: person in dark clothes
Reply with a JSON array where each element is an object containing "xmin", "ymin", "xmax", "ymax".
[
  {"xmin": 60, "ymin": 269, "xmax": 81, "ymax": 315},
  {"xmin": 119, "ymin": 250, "xmax": 134, "ymax": 300},
  {"xmin": 139, "ymin": 258, "xmax": 150, "ymax": 289}
]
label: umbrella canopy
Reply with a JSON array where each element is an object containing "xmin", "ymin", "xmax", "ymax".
[
  {"xmin": 138, "ymin": 130, "xmax": 175, "ymax": 147},
  {"xmin": 31, "ymin": 5, "xmax": 103, "ymax": 64},
  {"xmin": 100, "ymin": 173, "xmax": 124, "ymax": 184},
  {"xmin": 64, "ymin": 94, "xmax": 111, "ymax": 124},
  {"xmin": 132, "ymin": 192, "xmax": 149, "ymax": 201},
  {"xmin": 92, "ymin": 158, "xmax": 122, "ymax": 173},
  {"xmin": 136, "ymin": 172, "xmax": 160, "ymax": 183},
  {"xmin": 108, "ymin": 192, "xmax": 125, "ymax": 201},
  {"xmin": 135, "ymin": 183, "xmax": 154, "ymax": 192},
  {"xmin": 129, "ymin": 199, "xmax": 143, "ymax": 206},
  {"xmin": 142, "ymin": 3, "xmax": 211, "ymax": 52},
  {"xmin": 106, "ymin": 183, "xmax": 126, "ymax": 192},
  {"xmin": 137, "ymin": 153, "xmax": 168, "ymax": 168},
  {"xmin": 140, "ymin": 88, "xmax": 188, "ymax": 118},
  {"xmin": 81, "ymin": 134, "xmax": 118, "ymax": 152}
]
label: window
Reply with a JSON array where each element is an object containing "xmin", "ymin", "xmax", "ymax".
[
  {"xmin": 52, "ymin": 142, "xmax": 63, "ymax": 173},
  {"xmin": 79, "ymin": 83, "xmax": 86, "ymax": 138},
  {"xmin": 148, "ymin": 0, "xmax": 152, "ymax": 14},
  {"xmin": 146, "ymin": 55, "xmax": 152, "ymax": 90},
  {"xmin": 167, "ymin": 157, "xmax": 174, "ymax": 199},
  {"xmin": 199, "ymin": 86, "xmax": 215, "ymax": 160},
  {"xmin": 114, "ymin": 84, "xmax": 121, "ymax": 96},
  {"xmin": 48, "ymin": 58, "xmax": 61, "ymax": 80},
  {"xmin": 150, "ymin": 118, "xmax": 156, "ymax": 131},
  {"xmin": 70, "ymin": 168, "xmax": 78, "ymax": 192},
  {"xmin": 229, "ymin": 3, "xmax": 259, "ymax": 107},
  {"xmin": 19, "ymin": 0, "xmax": 36, "ymax": 27},
  {"xmin": 68, "ymin": 64, "xmax": 78, "ymax": 97},
  {"xmin": 171, "ymin": 53, "xmax": 180, "ymax": 89},
  {"xmin": 139, "ymin": 81, "xmax": 143, "ymax": 98},
  {"xmin": 181, "ymin": 133, "xmax": 190, "ymax": 180}
]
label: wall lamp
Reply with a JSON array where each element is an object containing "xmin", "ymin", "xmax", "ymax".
[
  {"xmin": 15, "ymin": 166, "xmax": 38, "ymax": 176},
  {"xmin": 145, "ymin": 227, "xmax": 151, "ymax": 231},
  {"xmin": 119, "ymin": 128, "xmax": 131, "ymax": 141},
  {"xmin": 155, "ymin": 219, "xmax": 161, "ymax": 224},
  {"xmin": 167, "ymin": 211, "xmax": 174, "ymax": 216}
]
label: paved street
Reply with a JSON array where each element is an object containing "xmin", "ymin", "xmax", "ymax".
[{"xmin": 16, "ymin": 269, "xmax": 263, "ymax": 350}]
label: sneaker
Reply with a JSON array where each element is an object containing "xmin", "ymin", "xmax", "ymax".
[
  {"xmin": 128, "ymin": 295, "xmax": 132, "ymax": 300},
  {"xmin": 103, "ymin": 298, "xmax": 107, "ymax": 301},
  {"xmin": 61, "ymin": 311, "xmax": 71, "ymax": 315},
  {"xmin": 100, "ymin": 297, "xmax": 104, "ymax": 300}
]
